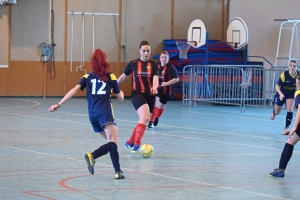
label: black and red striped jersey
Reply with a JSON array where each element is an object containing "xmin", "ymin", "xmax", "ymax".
[
  {"xmin": 157, "ymin": 62, "xmax": 178, "ymax": 95},
  {"xmin": 124, "ymin": 59, "xmax": 158, "ymax": 95}
]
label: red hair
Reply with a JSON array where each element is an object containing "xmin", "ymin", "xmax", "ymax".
[{"xmin": 90, "ymin": 48, "xmax": 110, "ymax": 82}]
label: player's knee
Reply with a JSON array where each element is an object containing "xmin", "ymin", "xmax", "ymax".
[
  {"xmin": 107, "ymin": 142, "xmax": 118, "ymax": 152},
  {"xmin": 140, "ymin": 113, "xmax": 150, "ymax": 123}
]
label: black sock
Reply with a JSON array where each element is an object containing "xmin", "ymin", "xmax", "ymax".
[
  {"xmin": 92, "ymin": 143, "xmax": 109, "ymax": 159},
  {"xmin": 108, "ymin": 142, "xmax": 121, "ymax": 173},
  {"xmin": 279, "ymin": 143, "xmax": 294, "ymax": 170},
  {"xmin": 285, "ymin": 112, "xmax": 293, "ymax": 128}
]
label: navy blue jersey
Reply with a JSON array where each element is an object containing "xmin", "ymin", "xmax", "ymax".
[
  {"xmin": 277, "ymin": 71, "xmax": 299, "ymax": 95},
  {"xmin": 295, "ymin": 90, "xmax": 300, "ymax": 109},
  {"xmin": 78, "ymin": 72, "xmax": 120, "ymax": 122},
  {"xmin": 124, "ymin": 59, "xmax": 158, "ymax": 95},
  {"xmin": 294, "ymin": 90, "xmax": 300, "ymax": 136},
  {"xmin": 157, "ymin": 62, "xmax": 178, "ymax": 95}
]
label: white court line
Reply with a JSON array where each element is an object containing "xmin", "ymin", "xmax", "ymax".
[
  {"xmin": 119, "ymin": 119, "xmax": 286, "ymax": 142},
  {"xmin": 0, "ymin": 144, "xmax": 291, "ymax": 200},
  {"xmin": 52, "ymin": 111, "xmax": 286, "ymax": 142},
  {"xmin": 7, "ymin": 112, "xmax": 295, "ymax": 153}
]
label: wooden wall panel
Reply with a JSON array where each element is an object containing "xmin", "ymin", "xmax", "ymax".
[
  {"xmin": 65, "ymin": 61, "xmax": 90, "ymax": 97},
  {"xmin": 45, "ymin": 62, "xmax": 66, "ymax": 96},
  {"xmin": 9, "ymin": 61, "xmax": 44, "ymax": 96},
  {"xmin": 0, "ymin": 69, "xmax": 8, "ymax": 96},
  {"xmin": 1, "ymin": 0, "xmax": 227, "ymax": 97},
  {"xmin": 1, "ymin": 60, "xmax": 132, "ymax": 97}
]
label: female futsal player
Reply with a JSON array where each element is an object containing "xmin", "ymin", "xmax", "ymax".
[
  {"xmin": 117, "ymin": 40, "xmax": 158, "ymax": 153},
  {"xmin": 270, "ymin": 60, "xmax": 298, "ymax": 135},
  {"xmin": 270, "ymin": 73, "xmax": 300, "ymax": 177},
  {"xmin": 148, "ymin": 51, "xmax": 179, "ymax": 128},
  {"xmin": 49, "ymin": 48, "xmax": 125, "ymax": 179}
]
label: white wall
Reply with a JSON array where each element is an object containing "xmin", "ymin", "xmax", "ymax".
[{"xmin": 230, "ymin": 0, "xmax": 300, "ymax": 68}]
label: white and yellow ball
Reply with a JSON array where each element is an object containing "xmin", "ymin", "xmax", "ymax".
[{"xmin": 139, "ymin": 144, "xmax": 153, "ymax": 158}]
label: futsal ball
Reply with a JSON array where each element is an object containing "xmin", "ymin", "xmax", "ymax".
[{"xmin": 139, "ymin": 144, "xmax": 153, "ymax": 158}]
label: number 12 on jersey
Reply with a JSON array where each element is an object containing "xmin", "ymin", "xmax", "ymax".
[{"xmin": 91, "ymin": 79, "xmax": 106, "ymax": 95}]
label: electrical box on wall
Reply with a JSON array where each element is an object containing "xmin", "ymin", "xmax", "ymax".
[
  {"xmin": 0, "ymin": 0, "xmax": 17, "ymax": 5},
  {"xmin": 40, "ymin": 43, "xmax": 52, "ymax": 63}
]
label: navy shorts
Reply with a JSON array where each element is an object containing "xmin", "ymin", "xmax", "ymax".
[
  {"xmin": 91, "ymin": 118, "xmax": 116, "ymax": 133},
  {"xmin": 131, "ymin": 92, "xmax": 155, "ymax": 113},
  {"xmin": 295, "ymin": 124, "xmax": 300, "ymax": 137},
  {"xmin": 274, "ymin": 92, "xmax": 294, "ymax": 106},
  {"xmin": 157, "ymin": 90, "xmax": 170, "ymax": 105}
]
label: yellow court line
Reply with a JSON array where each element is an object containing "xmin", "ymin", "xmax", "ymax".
[{"xmin": 0, "ymin": 99, "xmax": 40, "ymax": 109}]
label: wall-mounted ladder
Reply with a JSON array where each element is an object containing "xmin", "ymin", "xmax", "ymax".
[{"xmin": 274, "ymin": 19, "xmax": 300, "ymax": 66}]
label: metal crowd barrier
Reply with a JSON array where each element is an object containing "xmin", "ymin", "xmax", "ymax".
[{"xmin": 182, "ymin": 65, "xmax": 288, "ymax": 113}]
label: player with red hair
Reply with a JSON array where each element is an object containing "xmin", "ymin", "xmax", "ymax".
[{"xmin": 49, "ymin": 48, "xmax": 125, "ymax": 179}]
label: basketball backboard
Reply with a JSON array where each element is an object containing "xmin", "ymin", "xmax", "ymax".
[
  {"xmin": 227, "ymin": 17, "xmax": 248, "ymax": 50},
  {"xmin": 187, "ymin": 19, "xmax": 206, "ymax": 48}
]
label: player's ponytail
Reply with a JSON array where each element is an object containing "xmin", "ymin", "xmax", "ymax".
[{"xmin": 90, "ymin": 48, "xmax": 110, "ymax": 82}]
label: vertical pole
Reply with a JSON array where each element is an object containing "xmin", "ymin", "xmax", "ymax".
[
  {"xmin": 275, "ymin": 22, "xmax": 285, "ymax": 66},
  {"xmin": 92, "ymin": 14, "xmax": 95, "ymax": 52},
  {"xmin": 170, "ymin": 0, "xmax": 174, "ymax": 39},
  {"xmin": 7, "ymin": 4, "xmax": 12, "ymax": 96},
  {"xmin": 289, "ymin": 22, "xmax": 296, "ymax": 65},
  {"xmin": 64, "ymin": 0, "xmax": 68, "ymax": 94},
  {"xmin": 188, "ymin": 66, "xmax": 193, "ymax": 107},
  {"xmin": 244, "ymin": 45, "xmax": 248, "ymax": 65},
  {"xmin": 70, "ymin": 13, "xmax": 73, "ymax": 72},
  {"xmin": 43, "ymin": 63, "xmax": 47, "ymax": 98},
  {"xmin": 118, "ymin": 0, "xmax": 122, "ymax": 76},
  {"xmin": 204, "ymin": 32, "xmax": 209, "ymax": 65},
  {"xmin": 296, "ymin": 22, "xmax": 299, "ymax": 59},
  {"xmin": 222, "ymin": 0, "xmax": 224, "ymax": 41}
]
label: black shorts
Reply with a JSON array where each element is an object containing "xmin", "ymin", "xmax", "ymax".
[
  {"xmin": 157, "ymin": 90, "xmax": 170, "ymax": 104},
  {"xmin": 131, "ymin": 91, "xmax": 155, "ymax": 113}
]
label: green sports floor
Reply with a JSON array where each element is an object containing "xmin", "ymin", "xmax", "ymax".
[{"xmin": 0, "ymin": 97, "xmax": 299, "ymax": 200}]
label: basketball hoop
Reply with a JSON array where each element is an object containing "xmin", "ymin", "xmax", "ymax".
[
  {"xmin": 176, "ymin": 41, "xmax": 196, "ymax": 60},
  {"xmin": 227, "ymin": 42, "xmax": 238, "ymax": 49}
]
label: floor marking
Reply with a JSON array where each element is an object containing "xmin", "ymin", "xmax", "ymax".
[
  {"xmin": 149, "ymin": 131, "xmax": 297, "ymax": 152},
  {"xmin": 0, "ymin": 144, "xmax": 291, "ymax": 200},
  {"xmin": 5, "ymin": 112, "xmax": 295, "ymax": 152},
  {"xmin": 0, "ymin": 99, "xmax": 40, "ymax": 109},
  {"xmin": 57, "ymin": 111, "xmax": 286, "ymax": 142}
]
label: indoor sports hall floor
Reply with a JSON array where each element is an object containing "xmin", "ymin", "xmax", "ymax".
[{"xmin": 1, "ymin": 97, "xmax": 299, "ymax": 200}]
